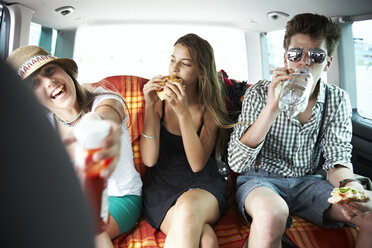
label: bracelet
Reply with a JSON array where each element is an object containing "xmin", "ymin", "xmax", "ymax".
[
  {"xmin": 339, "ymin": 178, "xmax": 361, "ymax": 188},
  {"xmin": 141, "ymin": 132, "xmax": 157, "ymax": 139}
]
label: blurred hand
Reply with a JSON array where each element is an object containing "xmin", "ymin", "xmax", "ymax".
[
  {"xmin": 92, "ymin": 120, "xmax": 122, "ymax": 178},
  {"xmin": 73, "ymin": 112, "xmax": 122, "ymax": 179}
]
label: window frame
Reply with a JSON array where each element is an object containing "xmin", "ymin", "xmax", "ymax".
[{"xmin": 0, "ymin": 2, "xmax": 10, "ymax": 61}]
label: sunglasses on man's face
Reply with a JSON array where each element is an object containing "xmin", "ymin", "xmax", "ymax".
[{"xmin": 287, "ymin": 47, "xmax": 327, "ymax": 64}]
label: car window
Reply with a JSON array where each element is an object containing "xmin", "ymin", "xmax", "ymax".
[
  {"xmin": 29, "ymin": 22, "xmax": 42, "ymax": 46},
  {"xmin": 266, "ymin": 29, "xmax": 285, "ymax": 77},
  {"xmin": 353, "ymin": 19, "xmax": 372, "ymax": 120},
  {"xmin": 73, "ymin": 24, "xmax": 248, "ymax": 83},
  {"xmin": 29, "ymin": 22, "xmax": 57, "ymax": 55}
]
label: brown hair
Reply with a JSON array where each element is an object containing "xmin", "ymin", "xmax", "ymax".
[
  {"xmin": 174, "ymin": 33, "xmax": 230, "ymax": 159},
  {"xmin": 283, "ymin": 13, "xmax": 341, "ymax": 56}
]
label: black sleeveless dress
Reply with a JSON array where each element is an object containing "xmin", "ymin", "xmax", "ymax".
[{"xmin": 142, "ymin": 105, "xmax": 228, "ymax": 229}]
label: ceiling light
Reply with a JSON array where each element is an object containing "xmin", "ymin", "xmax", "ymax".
[
  {"xmin": 338, "ymin": 16, "xmax": 351, "ymax": 23},
  {"xmin": 267, "ymin": 11, "xmax": 289, "ymax": 21},
  {"xmin": 55, "ymin": 6, "xmax": 74, "ymax": 16}
]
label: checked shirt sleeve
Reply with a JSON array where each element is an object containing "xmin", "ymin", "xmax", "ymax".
[
  {"xmin": 227, "ymin": 81, "xmax": 267, "ymax": 173},
  {"xmin": 321, "ymin": 86, "xmax": 353, "ymax": 171}
]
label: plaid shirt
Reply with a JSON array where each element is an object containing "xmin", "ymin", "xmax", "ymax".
[{"xmin": 227, "ymin": 80, "xmax": 353, "ymax": 177}]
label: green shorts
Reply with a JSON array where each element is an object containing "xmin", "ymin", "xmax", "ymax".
[{"xmin": 109, "ymin": 195, "xmax": 142, "ymax": 235}]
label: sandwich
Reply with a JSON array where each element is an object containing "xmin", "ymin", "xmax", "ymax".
[
  {"xmin": 328, "ymin": 186, "xmax": 369, "ymax": 204},
  {"xmin": 156, "ymin": 75, "xmax": 183, "ymax": 101}
]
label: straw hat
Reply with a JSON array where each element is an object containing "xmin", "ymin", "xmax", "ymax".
[{"xmin": 6, "ymin": 45, "xmax": 78, "ymax": 80}]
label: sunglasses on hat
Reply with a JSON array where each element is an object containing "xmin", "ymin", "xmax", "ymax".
[{"xmin": 287, "ymin": 47, "xmax": 327, "ymax": 64}]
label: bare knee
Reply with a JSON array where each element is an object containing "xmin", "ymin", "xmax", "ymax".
[
  {"xmin": 173, "ymin": 195, "xmax": 199, "ymax": 222},
  {"xmin": 249, "ymin": 209, "xmax": 288, "ymax": 247},
  {"xmin": 245, "ymin": 188, "xmax": 289, "ymax": 243},
  {"xmin": 254, "ymin": 206, "xmax": 288, "ymax": 234}
]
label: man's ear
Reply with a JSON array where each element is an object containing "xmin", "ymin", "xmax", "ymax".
[{"xmin": 323, "ymin": 56, "xmax": 333, "ymax": 71}]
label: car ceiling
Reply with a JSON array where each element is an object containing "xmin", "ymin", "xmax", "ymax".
[{"xmin": 3, "ymin": 0, "xmax": 372, "ymax": 32}]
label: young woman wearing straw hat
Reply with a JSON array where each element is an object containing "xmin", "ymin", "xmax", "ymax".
[{"xmin": 6, "ymin": 46, "xmax": 142, "ymax": 248}]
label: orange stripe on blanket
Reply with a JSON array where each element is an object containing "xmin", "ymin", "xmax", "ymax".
[{"xmin": 285, "ymin": 216, "xmax": 358, "ymax": 248}]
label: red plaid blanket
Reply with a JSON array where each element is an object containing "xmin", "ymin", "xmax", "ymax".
[{"xmin": 94, "ymin": 75, "xmax": 358, "ymax": 248}]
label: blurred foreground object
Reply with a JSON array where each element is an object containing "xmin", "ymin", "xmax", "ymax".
[{"xmin": 0, "ymin": 61, "xmax": 94, "ymax": 248}]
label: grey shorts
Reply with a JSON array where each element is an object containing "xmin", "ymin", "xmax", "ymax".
[{"xmin": 236, "ymin": 168, "xmax": 347, "ymax": 229}]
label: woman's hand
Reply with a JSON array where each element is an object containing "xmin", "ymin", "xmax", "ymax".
[
  {"xmin": 143, "ymin": 75, "xmax": 166, "ymax": 106},
  {"xmin": 268, "ymin": 67, "xmax": 293, "ymax": 112},
  {"xmin": 163, "ymin": 80, "xmax": 188, "ymax": 118},
  {"xmin": 74, "ymin": 112, "xmax": 122, "ymax": 179},
  {"xmin": 93, "ymin": 120, "xmax": 122, "ymax": 178}
]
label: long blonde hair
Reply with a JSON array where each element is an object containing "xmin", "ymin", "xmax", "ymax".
[{"xmin": 174, "ymin": 33, "xmax": 230, "ymax": 159}]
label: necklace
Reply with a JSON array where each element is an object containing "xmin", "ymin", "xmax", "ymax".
[{"xmin": 54, "ymin": 110, "xmax": 83, "ymax": 127}]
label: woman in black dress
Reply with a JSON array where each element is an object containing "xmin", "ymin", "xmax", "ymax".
[{"xmin": 140, "ymin": 33, "xmax": 230, "ymax": 247}]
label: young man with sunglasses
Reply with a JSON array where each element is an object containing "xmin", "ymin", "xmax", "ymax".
[{"xmin": 228, "ymin": 13, "xmax": 372, "ymax": 248}]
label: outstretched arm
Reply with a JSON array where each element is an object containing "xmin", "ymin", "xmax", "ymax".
[{"xmin": 84, "ymin": 98, "xmax": 124, "ymax": 177}]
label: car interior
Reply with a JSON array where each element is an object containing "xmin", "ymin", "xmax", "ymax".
[{"xmin": 1, "ymin": 0, "xmax": 372, "ymax": 247}]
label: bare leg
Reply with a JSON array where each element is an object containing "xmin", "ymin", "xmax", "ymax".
[
  {"xmin": 244, "ymin": 187, "xmax": 288, "ymax": 248},
  {"xmin": 94, "ymin": 232, "xmax": 114, "ymax": 248},
  {"xmin": 106, "ymin": 215, "xmax": 120, "ymax": 239},
  {"xmin": 94, "ymin": 215, "xmax": 119, "ymax": 248},
  {"xmin": 200, "ymin": 223, "xmax": 219, "ymax": 248},
  {"xmin": 160, "ymin": 189, "xmax": 220, "ymax": 248}
]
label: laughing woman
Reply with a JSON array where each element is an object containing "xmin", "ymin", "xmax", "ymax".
[{"xmin": 6, "ymin": 46, "xmax": 142, "ymax": 248}]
